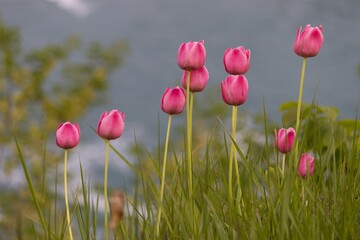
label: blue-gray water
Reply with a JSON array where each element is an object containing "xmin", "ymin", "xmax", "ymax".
[{"xmin": 1, "ymin": 0, "xmax": 359, "ymax": 190}]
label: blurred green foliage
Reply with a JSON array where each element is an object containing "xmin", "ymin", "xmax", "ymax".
[
  {"xmin": 279, "ymin": 101, "xmax": 359, "ymax": 175},
  {"xmin": 279, "ymin": 101, "xmax": 358, "ymax": 153},
  {"xmin": 0, "ymin": 18, "xmax": 128, "ymax": 167},
  {"xmin": 0, "ymin": 18, "xmax": 128, "ymax": 238}
]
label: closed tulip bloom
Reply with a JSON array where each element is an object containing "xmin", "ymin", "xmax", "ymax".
[
  {"xmin": 181, "ymin": 66, "xmax": 209, "ymax": 93},
  {"xmin": 161, "ymin": 86, "xmax": 186, "ymax": 115},
  {"xmin": 221, "ymin": 75, "xmax": 248, "ymax": 106},
  {"xmin": 223, "ymin": 46, "xmax": 251, "ymax": 75},
  {"xmin": 274, "ymin": 127, "xmax": 296, "ymax": 154},
  {"xmin": 298, "ymin": 153, "xmax": 315, "ymax": 177},
  {"xmin": 177, "ymin": 40, "xmax": 206, "ymax": 71},
  {"xmin": 56, "ymin": 122, "xmax": 80, "ymax": 149},
  {"xmin": 293, "ymin": 24, "xmax": 324, "ymax": 58},
  {"xmin": 97, "ymin": 109, "xmax": 125, "ymax": 140}
]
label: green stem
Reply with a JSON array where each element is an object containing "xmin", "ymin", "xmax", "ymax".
[
  {"xmin": 228, "ymin": 106, "xmax": 237, "ymax": 203},
  {"xmin": 231, "ymin": 106, "xmax": 243, "ymax": 214},
  {"xmin": 64, "ymin": 150, "xmax": 73, "ymax": 240},
  {"xmin": 186, "ymin": 70, "xmax": 196, "ymax": 233},
  {"xmin": 232, "ymin": 107, "xmax": 240, "ymax": 189},
  {"xmin": 302, "ymin": 183, "xmax": 305, "ymax": 203},
  {"xmin": 281, "ymin": 154, "xmax": 286, "ymax": 177},
  {"xmin": 186, "ymin": 71, "xmax": 193, "ymax": 197},
  {"xmin": 104, "ymin": 140, "xmax": 110, "ymax": 240},
  {"xmin": 228, "ymin": 130, "xmax": 234, "ymax": 204},
  {"xmin": 295, "ymin": 57, "xmax": 307, "ymax": 166},
  {"xmin": 156, "ymin": 115, "xmax": 172, "ymax": 236}
]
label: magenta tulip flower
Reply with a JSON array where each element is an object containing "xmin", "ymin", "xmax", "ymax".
[
  {"xmin": 274, "ymin": 127, "xmax": 296, "ymax": 154},
  {"xmin": 298, "ymin": 153, "xmax": 315, "ymax": 177},
  {"xmin": 223, "ymin": 46, "xmax": 251, "ymax": 75},
  {"xmin": 97, "ymin": 109, "xmax": 125, "ymax": 140},
  {"xmin": 221, "ymin": 75, "xmax": 248, "ymax": 106},
  {"xmin": 181, "ymin": 65, "xmax": 209, "ymax": 93},
  {"xmin": 177, "ymin": 40, "xmax": 206, "ymax": 71},
  {"xmin": 56, "ymin": 122, "xmax": 80, "ymax": 149},
  {"xmin": 161, "ymin": 86, "xmax": 186, "ymax": 115},
  {"xmin": 293, "ymin": 24, "xmax": 324, "ymax": 58}
]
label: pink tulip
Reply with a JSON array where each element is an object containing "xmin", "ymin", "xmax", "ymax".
[
  {"xmin": 223, "ymin": 46, "xmax": 251, "ymax": 75},
  {"xmin": 177, "ymin": 40, "xmax": 206, "ymax": 71},
  {"xmin": 274, "ymin": 128, "xmax": 296, "ymax": 154},
  {"xmin": 221, "ymin": 75, "xmax": 248, "ymax": 106},
  {"xmin": 293, "ymin": 24, "xmax": 324, "ymax": 58},
  {"xmin": 298, "ymin": 153, "xmax": 315, "ymax": 177},
  {"xmin": 181, "ymin": 65, "xmax": 209, "ymax": 93},
  {"xmin": 97, "ymin": 109, "xmax": 125, "ymax": 140},
  {"xmin": 161, "ymin": 86, "xmax": 186, "ymax": 115},
  {"xmin": 56, "ymin": 122, "xmax": 80, "ymax": 149}
]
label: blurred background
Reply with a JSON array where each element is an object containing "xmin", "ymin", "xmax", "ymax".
[{"xmin": 0, "ymin": 0, "xmax": 359, "ymax": 237}]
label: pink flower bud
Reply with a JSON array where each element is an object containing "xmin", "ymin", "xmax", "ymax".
[
  {"xmin": 56, "ymin": 122, "xmax": 80, "ymax": 149},
  {"xmin": 293, "ymin": 24, "xmax": 324, "ymax": 58},
  {"xmin": 223, "ymin": 46, "xmax": 251, "ymax": 75},
  {"xmin": 177, "ymin": 40, "xmax": 206, "ymax": 71},
  {"xmin": 161, "ymin": 86, "xmax": 186, "ymax": 115},
  {"xmin": 181, "ymin": 66, "xmax": 209, "ymax": 93},
  {"xmin": 221, "ymin": 75, "xmax": 248, "ymax": 106},
  {"xmin": 97, "ymin": 109, "xmax": 125, "ymax": 140},
  {"xmin": 274, "ymin": 128, "xmax": 296, "ymax": 154},
  {"xmin": 298, "ymin": 153, "xmax": 315, "ymax": 177}
]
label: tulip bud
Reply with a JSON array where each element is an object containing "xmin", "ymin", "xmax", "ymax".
[
  {"xmin": 56, "ymin": 122, "xmax": 80, "ymax": 149},
  {"xmin": 223, "ymin": 46, "xmax": 251, "ymax": 75},
  {"xmin": 177, "ymin": 40, "xmax": 206, "ymax": 71},
  {"xmin": 161, "ymin": 86, "xmax": 186, "ymax": 115},
  {"xmin": 274, "ymin": 128, "xmax": 296, "ymax": 154},
  {"xmin": 221, "ymin": 75, "xmax": 248, "ymax": 106},
  {"xmin": 298, "ymin": 153, "xmax": 315, "ymax": 177},
  {"xmin": 181, "ymin": 66, "xmax": 209, "ymax": 93},
  {"xmin": 97, "ymin": 109, "xmax": 125, "ymax": 140},
  {"xmin": 293, "ymin": 24, "xmax": 324, "ymax": 58}
]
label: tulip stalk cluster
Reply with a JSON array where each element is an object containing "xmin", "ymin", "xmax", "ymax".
[
  {"xmin": 177, "ymin": 40, "xmax": 207, "ymax": 234},
  {"xmin": 293, "ymin": 24, "xmax": 323, "ymax": 168},
  {"xmin": 97, "ymin": 110, "xmax": 125, "ymax": 240},
  {"xmin": 222, "ymin": 46, "xmax": 250, "ymax": 207},
  {"xmin": 52, "ymin": 24, "xmax": 323, "ymax": 238},
  {"xmin": 156, "ymin": 86, "xmax": 185, "ymax": 235},
  {"xmin": 274, "ymin": 24, "xmax": 323, "ymax": 178},
  {"xmin": 56, "ymin": 122, "xmax": 80, "ymax": 240}
]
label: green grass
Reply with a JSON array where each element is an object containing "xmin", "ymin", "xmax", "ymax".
[{"xmin": 15, "ymin": 101, "xmax": 360, "ymax": 239}]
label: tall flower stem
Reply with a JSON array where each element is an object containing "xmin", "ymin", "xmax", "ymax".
[
  {"xmin": 186, "ymin": 71, "xmax": 193, "ymax": 196},
  {"xmin": 232, "ymin": 106, "xmax": 241, "ymax": 188},
  {"xmin": 156, "ymin": 115, "xmax": 172, "ymax": 236},
  {"xmin": 228, "ymin": 106, "xmax": 237, "ymax": 203},
  {"xmin": 295, "ymin": 57, "xmax": 307, "ymax": 166},
  {"xmin": 228, "ymin": 135, "xmax": 234, "ymax": 204},
  {"xmin": 104, "ymin": 140, "xmax": 110, "ymax": 240},
  {"xmin": 186, "ymin": 70, "xmax": 196, "ymax": 232},
  {"xmin": 281, "ymin": 154, "xmax": 286, "ymax": 177},
  {"xmin": 231, "ymin": 106, "xmax": 243, "ymax": 214},
  {"xmin": 64, "ymin": 150, "xmax": 73, "ymax": 240}
]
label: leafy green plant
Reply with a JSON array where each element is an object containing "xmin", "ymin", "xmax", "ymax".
[
  {"xmin": 0, "ymin": 18, "xmax": 128, "ymax": 238},
  {"xmin": 0, "ymin": 18, "xmax": 128, "ymax": 166}
]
